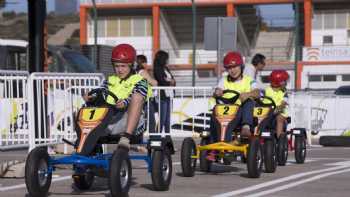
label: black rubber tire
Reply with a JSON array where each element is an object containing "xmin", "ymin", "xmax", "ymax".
[
  {"xmin": 295, "ymin": 136, "xmax": 307, "ymax": 164},
  {"xmin": 247, "ymin": 138, "xmax": 263, "ymax": 178},
  {"xmin": 263, "ymin": 139, "xmax": 277, "ymax": 173},
  {"xmin": 277, "ymin": 134, "xmax": 288, "ymax": 166},
  {"xmin": 151, "ymin": 150, "xmax": 172, "ymax": 191},
  {"xmin": 25, "ymin": 146, "xmax": 52, "ymax": 197},
  {"xmin": 181, "ymin": 137, "xmax": 197, "ymax": 177},
  {"xmin": 73, "ymin": 169, "xmax": 95, "ymax": 190},
  {"xmin": 199, "ymin": 138, "xmax": 212, "ymax": 172},
  {"xmin": 319, "ymin": 136, "xmax": 350, "ymax": 147},
  {"xmin": 109, "ymin": 148, "xmax": 132, "ymax": 197}
]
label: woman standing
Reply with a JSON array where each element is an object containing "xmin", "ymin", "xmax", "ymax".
[{"xmin": 153, "ymin": 50, "xmax": 176, "ymax": 134}]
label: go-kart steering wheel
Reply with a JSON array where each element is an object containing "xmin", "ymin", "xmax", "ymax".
[
  {"xmin": 215, "ymin": 89, "xmax": 240, "ymax": 104},
  {"xmin": 86, "ymin": 88, "xmax": 119, "ymax": 107},
  {"xmin": 255, "ymin": 95, "xmax": 276, "ymax": 109}
]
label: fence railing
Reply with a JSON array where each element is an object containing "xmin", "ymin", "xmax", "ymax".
[
  {"xmin": 1, "ymin": 71, "xmax": 350, "ymax": 152},
  {"xmin": 0, "ymin": 70, "xmax": 29, "ymax": 150}
]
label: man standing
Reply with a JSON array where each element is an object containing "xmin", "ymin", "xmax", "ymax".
[{"xmin": 244, "ymin": 53, "xmax": 266, "ymax": 89}]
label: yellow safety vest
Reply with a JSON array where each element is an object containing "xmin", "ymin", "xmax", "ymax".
[
  {"xmin": 264, "ymin": 86, "xmax": 288, "ymax": 117},
  {"xmin": 106, "ymin": 74, "xmax": 151, "ymax": 105},
  {"xmin": 263, "ymin": 86, "xmax": 285, "ymax": 106},
  {"xmin": 222, "ymin": 75, "xmax": 254, "ymax": 105}
]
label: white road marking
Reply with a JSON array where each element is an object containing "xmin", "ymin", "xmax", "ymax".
[
  {"xmin": 212, "ymin": 163, "xmax": 350, "ymax": 197},
  {"xmin": 245, "ymin": 168, "xmax": 350, "ymax": 197},
  {"xmin": 0, "ymin": 176, "xmax": 71, "ymax": 192}
]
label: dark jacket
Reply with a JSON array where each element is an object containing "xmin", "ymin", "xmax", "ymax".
[{"xmin": 154, "ymin": 66, "xmax": 175, "ymax": 99}]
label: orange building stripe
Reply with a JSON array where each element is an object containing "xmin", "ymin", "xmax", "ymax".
[
  {"xmin": 152, "ymin": 5, "xmax": 160, "ymax": 58},
  {"xmin": 80, "ymin": 7, "xmax": 87, "ymax": 45},
  {"xmin": 80, "ymin": 0, "xmax": 303, "ymax": 9},
  {"xmin": 304, "ymin": 0, "xmax": 312, "ymax": 47},
  {"xmin": 226, "ymin": 3, "xmax": 235, "ymax": 17}
]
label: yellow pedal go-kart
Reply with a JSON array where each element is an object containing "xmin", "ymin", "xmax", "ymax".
[
  {"xmin": 181, "ymin": 90, "xmax": 263, "ymax": 178},
  {"xmin": 253, "ymin": 96, "xmax": 278, "ymax": 173}
]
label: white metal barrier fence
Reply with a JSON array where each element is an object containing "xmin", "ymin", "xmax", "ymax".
[
  {"xmin": 2, "ymin": 73, "xmax": 350, "ymax": 151},
  {"xmin": 27, "ymin": 73, "xmax": 104, "ymax": 151},
  {"xmin": 0, "ymin": 70, "xmax": 29, "ymax": 150}
]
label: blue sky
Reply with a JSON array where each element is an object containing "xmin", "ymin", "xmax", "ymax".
[
  {"xmin": 3, "ymin": 1, "xmax": 294, "ymax": 24},
  {"xmin": 3, "ymin": 0, "xmax": 56, "ymax": 13}
]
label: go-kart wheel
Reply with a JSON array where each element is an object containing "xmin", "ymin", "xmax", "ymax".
[
  {"xmin": 73, "ymin": 169, "xmax": 95, "ymax": 190},
  {"xmin": 151, "ymin": 149, "xmax": 172, "ymax": 191},
  {"xmin": 223, "ymin": 158, "xmax": 232, "ymax": 165},
  {"xmin": 277, "ymin": 134, "xmax": 288, "ymax": 166},
  {"xmin": 263, "ymin": 138, "xmax": 277, "ymax": 173},
  {"xmin": 25, "ymin": 146, "xmax": 52, "ymax": 197},
  {"xmin": 295, "ymin": 135, "xmax": 307, "ymax": 164},
  {"xmin": 247, "ymin": 138, "xmax": 263, "ymax": 178},
  {"xmin": 109, "ymin": 148, "xmax": 131, "ymax": 197},
  {"xmin": 199, "ymin": 138, "xmax": 212, "ymax": 172},
  {"xmin": 181, "ymin": 137, "xmax": 197, "ymax": 177}
]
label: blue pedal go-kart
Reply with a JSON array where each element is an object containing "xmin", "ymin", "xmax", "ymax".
[{"xmin": 25, "ymin": 88, "xmax": 174, "ymax": 197}]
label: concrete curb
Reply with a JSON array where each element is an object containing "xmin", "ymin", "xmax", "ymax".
[{"xmin": 0, "ymin": 160, "xmax": 25, "ymax": 178}]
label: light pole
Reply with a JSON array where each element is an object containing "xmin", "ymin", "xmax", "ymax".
[
  {"xmin": 92, "ymin": 0, "xmax": 98, "ymax": 69},
  {"xmin": 191, "ymin": 0, "xmax": 196, "ymax": 87}
]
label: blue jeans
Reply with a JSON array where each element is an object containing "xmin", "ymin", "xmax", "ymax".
[
  {"xmin": 145, "ymin": 99, "xmax": 156, "ymax": 134},
  {"xmin": 210, "ymin": 99, "xmax": 254, "ymax": 142},
  {"xmin": 159, "ymin": 97, "xmax": 171, "ymax": 133}
]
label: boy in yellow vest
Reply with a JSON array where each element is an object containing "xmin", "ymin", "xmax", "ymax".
[
  {"xmin": 207, "ymin": 51, "xmax": 260, "ymax": 160},
  {"xmin": 261, "ymin": 70, "xmax": 289, "ymax": 138},
  {"xmin": 84, "ymin": 44, "xmax": 150, "ymax": 150}
]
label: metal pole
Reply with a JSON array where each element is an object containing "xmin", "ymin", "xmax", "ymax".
[
  {"xmin": 191, "ymin": 0, "xmax": 196, "ymax": 87},
  {"xmin": 217, "ymin": 17, "xmax": 223, "ymax": 83},
  {"xmin": 92, "ymin": 0, "xmax": 98, "ymax": 69},
  {"xmin": 294, "ymin": 2, "xmax": 300, "ymax": 90}
]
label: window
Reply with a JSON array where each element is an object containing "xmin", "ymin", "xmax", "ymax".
[
  {"xmin": 323, "ymin": 75, "xmax": 336, "ymax": 81},
  {"xmin": 324, "ymin": 12, "xmax": 335, "ymax": 29},
  {"xmin": 336, "ymin": 12, "xmax": 347, "ymax": 29},
  {"xmin": 309, "ymin": 75, "xmax": 322, "ymax": 82},
  {"xmin": 120, "ymin": 18, "xmax": 131, "ymax": 36},
  {"xmin": 260, "ymin": 75, "xmax": 269, "ymax": 83},
  {"xmin": 133, "ymin": 18, "xmax": 145, "ymax": 36},
  {"xmin": 342, "ymin": 74, "xmax": 350, "ymax": 81},
  {"xmin": 313, "ymin": 13, "xmax": 322, "ymax": 30},
  {"xmin": 97, "ymin": 18, "xmax": 105, "ymax": 37},
  {"xmin": 323, "ymin": 35, "xmax": 333, "ymax": 45},
  {"xmin": 106, "ymin": 17, "xmax": 119, "ymax": 37}
]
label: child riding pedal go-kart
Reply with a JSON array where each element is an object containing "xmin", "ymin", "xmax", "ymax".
[
  {"xmin": 25, "ymin": 44, "xmax": 174, "ymax": 197},
  {"xmin": 181, "ymin": 51, "xmax": 264, "ymax": 178},
  {"xmin": 259, "ymin": 70, "xmax": 307, "ymax": 167}
]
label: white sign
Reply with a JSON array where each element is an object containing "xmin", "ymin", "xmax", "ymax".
[{"xmin": 303, "ymin": 46, "xmax": 350, "ymax": 61}]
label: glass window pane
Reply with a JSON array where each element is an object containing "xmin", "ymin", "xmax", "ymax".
[
  {"xmin": 309, "ymin": 75, "xmax": 322, "ymax": 82},
  {"xmin": 133, "ymin": 18, "xmax": 145, "ymax": 36},
  {"xmin": 106, "ymin": 17, "xmax": 119, "ymax": 37},
  {"xmin": 324, "ymin": 12, "xmax": 335, "ymax": 29},
  {"xmin": 323, "ymin": 75, "xmax": 336, "ymax": 81},
  {"xmin": 323, "ymin": 35, "xmax": 333, "ymax": 44},
  {"xmin": 313, "ymin": 13, "xmax": 322, "ymax": 30},
  {"xmin": 120, "ymin": 18, "xmax": 131, "ymax": 37},
  {"xmin": 146, "ymin": 18, "xmax": 152, "ymax": 36},
  {"xmin": 342, "ymin": 74, "xmax": 350, "ymax": 81},
  {"xmin": 336, "ymin": 12, "xmax": 347, "ymax": 29},
  {"xmin": 97, "ymin": 18, "xmax": 105, "ymax": 37}
]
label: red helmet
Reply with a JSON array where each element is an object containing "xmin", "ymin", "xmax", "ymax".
[
  {"xmin": 270, "ymin": 70, "xmax": 289, "ymax": 87},
  {"xmin": 111, "ymin": 44, "xmax": 136, "ymax": 64},
  {"xmin": 223, "ymin": 51, "xmax": 244, "ymax": 68}
]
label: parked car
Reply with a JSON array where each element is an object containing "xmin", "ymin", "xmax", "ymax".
[{"xmin": 334, "ymin": 85, "xmax": 350, "ymax": 95}]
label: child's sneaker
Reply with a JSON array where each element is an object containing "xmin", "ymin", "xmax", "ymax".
[{"xmin": 206, "ymin": 150, "xmax": 217, "ymax": 161}]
